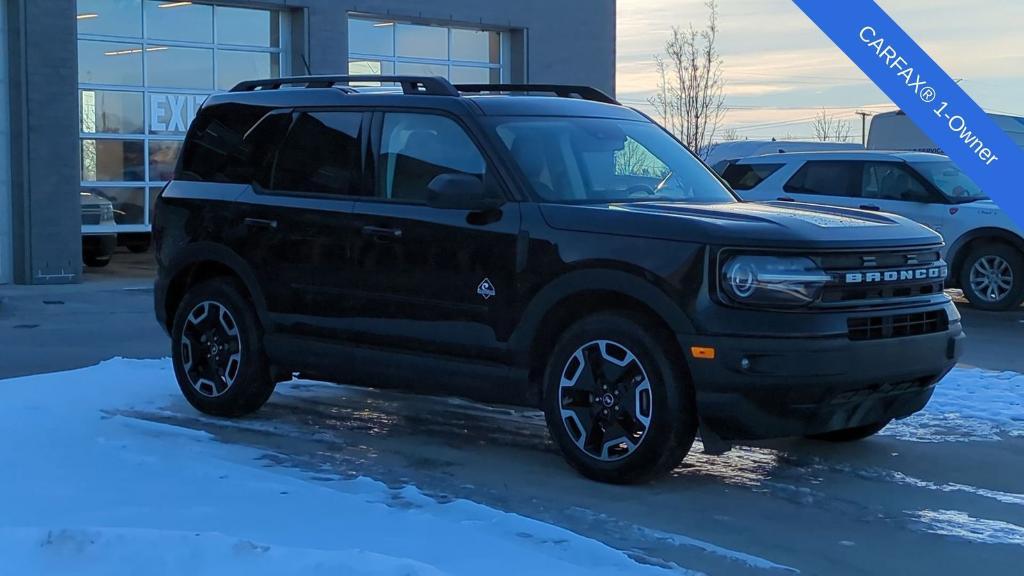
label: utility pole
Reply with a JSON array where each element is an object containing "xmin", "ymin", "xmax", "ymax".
[{"xmin": 855, "ymin": 111, "xmax": 875, "ymax": 147}]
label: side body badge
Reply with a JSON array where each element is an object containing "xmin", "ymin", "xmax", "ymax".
[{"xmin": 477, "ymin": 278, "xmax": 496, "ymax": 300}]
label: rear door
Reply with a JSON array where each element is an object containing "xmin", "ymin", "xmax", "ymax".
[
  {"xmin": 780, "ymin": 160, "xmax": 865, "ymax": 209},
  {"xmin": 345, "ymin": 110, "xmax": 520, "ymax": 360}
]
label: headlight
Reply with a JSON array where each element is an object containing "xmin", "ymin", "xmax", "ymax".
[{"xmin": 720, "ymin": 255, "xmax": 831, "ymax": 307}]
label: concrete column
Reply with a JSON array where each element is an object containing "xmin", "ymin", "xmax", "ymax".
[{"xmin": 7, "ymin": 0, "xmax": 81, "ymax": 284}]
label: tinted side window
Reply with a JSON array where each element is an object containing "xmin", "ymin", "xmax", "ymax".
[
  {"xmin": 378, "ymin": 113, "xmax": 486, "ymax": 202},
  {"xmin": 273, "ymin": 112, "xmax": 364, "ymax": 196},
  {"xmin": 722, "ymin": 163, "xmax": 783, "ymax": 190},
  {"xmin": 177, "ymin": 103, "xmax": 274, "ymax": 183},
  {"xmin": 862, "ymin": 162, "xmax": 931, "ymax": 202},
  {"xmin": 784, "ymin": 161, "xmax": 861, "ymax": 197}
]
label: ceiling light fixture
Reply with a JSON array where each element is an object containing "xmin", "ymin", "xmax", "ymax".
[
  {"xmin": 373, "ymin": 22, "xmax": 395, "ymax": 27},
  {"xmin": 158, "ymin": 2, "xmax": 193, "ymax": 8},
  {"xmin": 103, "ymin": 46, "xmax": 170, "ymax": 56},
  {"xmin": 76, "ymin": 13, "xmax": 99, "ymax": 20}
]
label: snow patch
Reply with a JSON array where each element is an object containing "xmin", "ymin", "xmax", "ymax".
[
  {"xmin": 0, "ymin": 358, "xmax": 678, "ymax": 576},
  {"xmin": 881, "ymin": 367, "xmax": 1024, "ymax": 442},
  {"xmin": 906, "ymin": 510, "xmax": 1024, "ymax": 546}
]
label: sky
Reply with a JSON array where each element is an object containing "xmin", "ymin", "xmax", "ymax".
[{"xmin": 617, "ymin": 0, "xmax": 1024, "ymax": 142}]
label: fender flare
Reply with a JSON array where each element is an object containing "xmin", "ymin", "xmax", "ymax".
[
  {"xmin": 946, "ymin": 228, "xmax": 1024, "ymax": 284},
  {"xmin": 160, "ymin": 242, "xmax": 270, "ymax": 329},
  {"xmin": 508, "ymin": 268, "xmax": 696, "ymax": 362}
]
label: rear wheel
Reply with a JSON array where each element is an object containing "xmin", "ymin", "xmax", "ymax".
[
  {"xmin": 171, "ymin": 279, "xmax": 276, "ymax": 417},
  {"xmin": 807, "ymin": 419, "xmax": 890, "ymax": 442},
  {"xmin": 542, "ymin": 313, "xmax": 697, "ymax": 484},
  {"xmin": 958, "ymin": 243, "xmax": 1024, "ymax": 311}
]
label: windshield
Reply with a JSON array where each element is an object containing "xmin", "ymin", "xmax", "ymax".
[
  {"xmin": 489, "ymin": 116, "xmax": 736, "ymax": 204},
  {"xmin": 911, "ymin": 160, "xmax": 988, "ymax": 203}
]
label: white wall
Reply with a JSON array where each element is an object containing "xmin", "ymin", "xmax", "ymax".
[{"xmin": 0, "ymin": 0, "xmax": 11, "ymax": 285}]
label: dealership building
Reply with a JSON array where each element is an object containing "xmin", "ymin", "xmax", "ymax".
[{"xmin": 0, "ymin": 0, "xmax": 615, "ymax": 285}]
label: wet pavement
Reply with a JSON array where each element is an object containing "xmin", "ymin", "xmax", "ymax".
[{"xmin": 117, "ymin": 379, "xmax": 1024, "ymax": 575}]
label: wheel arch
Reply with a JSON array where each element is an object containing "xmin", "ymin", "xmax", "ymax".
[
  {"xmin": 161, "ymin": 243, "xmax": 268, "ymax": 333},
  {"xmin": 946, "ymin": 227, "xmax": 1024, "ymax": 288},
  {"xmin": 510, "ymin": 268, "xmax": 695, "ymax": 404}
]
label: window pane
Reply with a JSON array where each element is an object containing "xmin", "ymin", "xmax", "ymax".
[
  {"xmin": 396, "ymin": 62, "xmax": 448, "ymax": 78},
  {"xmin": 178, "ymin": 108, "xmax": 290, "ymax": 184},
  {"xmin": 380, "ymin": 113, "xmax": 485, "ymax": 202},
  {"xmin": 348, "ymin": 60, "xmax": 395, "ymax": 86},
  {"xmin": 450, "ymin": 66, "xmax": 499, "ymax": 84},
  {"xmin": 147, "ymin": 46, "xmax": 213, "ymax": 89},
  {"xmin": 81, "ymin": 139, "xmax": 146, "ymax": 181},
  {"xmin": 349, "ymin": 17, "xmax": 394, "ymax": 56},
  {"xmin": 81, "ymin": 187, "xmax": 146, "ymax": 225},
  {"xmin": 144, "ymin": 0, "xmax": 212, "ymax": 43},
  {"xmin": 721, "ymin": 163, "xmax": 783, "ymax": 190},
  {"xmin": 396, "ymin": 23, "xmax": 447, "ymax": 59},
  {"xmin": 784, "ymin": 161, "xmax": 860, "ymax": 197},
  {"xmin": 148, "ymin": 93, "xmax": 207, "ymax": 135},
  {"xmin": 450, "ymin": 29, "xmax": 499, "ymax": 63},
  {"xmin": 149, "ymin": 140, "xmax": 183, "ymax": 182},
  {"xmin": 862, "ymin": 163, "xmax": 929, "ymax": 201},
  {"xmin": 217, "ymin": 51, "xmax": 277, "ymax": 91},
  {"xmin": 80, "ymin": 90, "xmax": 144, "ymax": 134},
  {"xmin": 274, "ymin": 112, "xmax": 364, "ymax": 196},
  {"xmin": 77, "ymin": 0, "xmax": 142, "ymax": 38},
  {"xmin": 216, "ymin": 6, "xmax": 278, "ymax": 47},
  {"xmin": 79, "ymin": 40, "xmax": 143, "ymax": 86}
]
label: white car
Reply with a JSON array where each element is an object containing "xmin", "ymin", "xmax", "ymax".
[{"xmin": 718, "ymin": 150, "xmax": 1024, "ymax": 310}]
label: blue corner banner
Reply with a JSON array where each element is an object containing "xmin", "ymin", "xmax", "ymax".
[{"xmin": 792, "ymin": 0, "xmax": 1024, "ymax": 226}]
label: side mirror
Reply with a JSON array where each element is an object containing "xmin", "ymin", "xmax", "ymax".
[{"xmin": 426, "ymin": 173, "xmax": 502, "ymax": 211}]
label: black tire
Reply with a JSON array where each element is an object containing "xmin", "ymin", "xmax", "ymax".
[
  {"xmin": 83, "ymin": 255, "xmax": 111, "ymax": 268},
  {"xmin": 958, "ymin": 242, "xmax": 1024, "ymax": 311},
  {"xmin": 171, "ymin": 278, "xmax": 276, "ymax": 417},
  {"xmin": 542, "ymin": 312, "xmax": 697, "ymax": 484},
  {"xmin": 807, "ymin": 419, "xmax": 890, "ymax": 442}
]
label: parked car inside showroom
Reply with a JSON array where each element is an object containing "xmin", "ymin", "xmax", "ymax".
[
  {"xmin": 80, "ymin": 190, "xmax": 117, "ymax": 268},
  {"xmin": 719, "ymin": 151, "xmax": 1024, "ymax": 310}
]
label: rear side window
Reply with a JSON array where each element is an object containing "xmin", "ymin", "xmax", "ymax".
[
  {"xmin": 272, "ymin": 112, "xmax": 365, "ymax": 196},
  {"xmin": 177, "ymin": 103, "xmax": 277, "ymax": 183},
  {"xmin": 721, "ymin": 163, "xmax": 783, "ymax": 190},
  {"xmin": 861, "ymin": 162, "xmax": 931, "ymax": 202},
  {"xmin": 783, "ymin": 161, "xmax": 861, "ymax": 197}
]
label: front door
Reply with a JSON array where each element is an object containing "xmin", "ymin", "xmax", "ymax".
[{"xmin": 347, "ymin": 111, "xmax": 520, "ymax": 360}]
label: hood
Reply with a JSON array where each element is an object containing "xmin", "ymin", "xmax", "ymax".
[{"xmin": 539, "ymin": 200, "xmax": 942, "ymax": 250}]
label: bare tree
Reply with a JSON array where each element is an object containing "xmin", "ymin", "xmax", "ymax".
[
  {"xmin": 648, "ymin": 0, "xmax": 725, "ymax": 160},
  {"xmin": 720, "ymin": 127, "xmax": 741, "ymax": 142},
  {"xmin": 811, "ymin": 108, "xmax": 853, "ymax": 142}
]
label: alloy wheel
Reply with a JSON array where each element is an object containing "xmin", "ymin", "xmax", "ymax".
[
  {"xmin": 558, "ymin": 340, "xmax": 653, "ymax": 461},
  {"xmin": 969, "ymin": 255, "xmax": 1014, "ymax": 303},
  {"xmin": 180, "ymin": 300, "xmax": 243, "ymax": 398}
]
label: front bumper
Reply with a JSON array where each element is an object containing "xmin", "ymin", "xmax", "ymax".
[{"xmin": 681, "ymin": 302, "xmax": 964, "ymax": 441}]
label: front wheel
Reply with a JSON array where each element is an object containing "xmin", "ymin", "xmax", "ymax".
[
  {"xmin": 542, "ymin": 313, "xmax": 697, "ymax": 484},
  {"xmin": 807, "ymin": 419, "xmax": 890, "ymax": 442},
  {"xmin": 958, "ymin": 243, "xmax": 1024, "ymax": 311},
  {"xmin": 171, "ymin": 279, "xmax": 276, "ymax": 417}
]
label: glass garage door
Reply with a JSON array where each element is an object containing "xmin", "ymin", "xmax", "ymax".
[
  {"xmin": 76, "ymin": 0, "xmax": 288, "ymax": 236},
  {"xmin": 348, "ymin": 15, "xmax": 509, "ymax": 84}
]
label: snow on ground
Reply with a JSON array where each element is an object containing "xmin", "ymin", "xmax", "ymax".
[
  {"xmin": 2, "ymin": 358, "xmax": 1023, "ymax": 574},
  {"xmin": 0, "ymin": 359, "xmax": 683, "ymax": 576},
  {"xmin": 881, "ymin": 367, "xmax": 1024, "ymax": 442}
]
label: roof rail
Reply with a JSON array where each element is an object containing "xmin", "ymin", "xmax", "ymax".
[
  {"xmin": 455, "ymin": 84, "xmax": 619, "ymax": 105},
  {"xmin": 230, "ymin": 75, "xmax": 460, "ymax": 96}
]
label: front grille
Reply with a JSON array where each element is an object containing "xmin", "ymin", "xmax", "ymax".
[
  {"xmin": 815, "ymin": 247, "xmax": 946, "ymax": 307},
  {"xmin": 848, "ymin": 310, "xmax": 948, "ymax": 341}
]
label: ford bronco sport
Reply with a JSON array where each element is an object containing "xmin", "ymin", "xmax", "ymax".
[{"xmin": 154, "ymin": 76, "xmax": 964, "ymax": 483}]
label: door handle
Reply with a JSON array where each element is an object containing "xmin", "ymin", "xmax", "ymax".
[
  {"xmin": 361, "ymin": 225, "xmax": 403, "ymax": 239},
  {"xmin": 244, "ymin": 217, "xmax": 278, "ymax": 229},
  {"xmin": 859, "ymin": 204, "xmax": 880, "ymax": 211}
]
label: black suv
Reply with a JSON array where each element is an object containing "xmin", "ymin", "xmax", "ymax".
[{"xmin": 154, "ymin": 76, "xmax": 964, "ymax": 483}]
